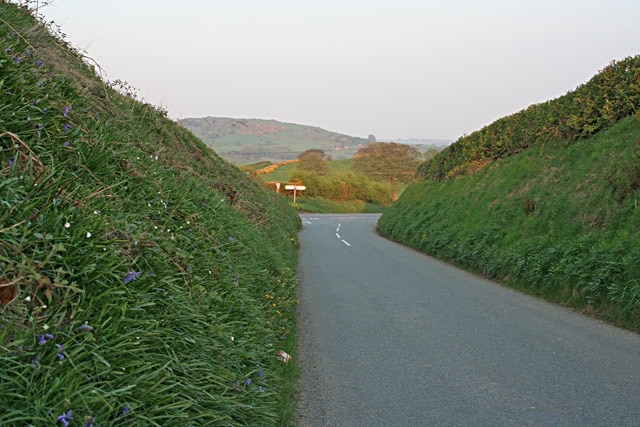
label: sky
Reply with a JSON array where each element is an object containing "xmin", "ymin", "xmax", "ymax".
[{"xmin": 37, "ymin": 0, "xmax": 640, "ymax": 141}]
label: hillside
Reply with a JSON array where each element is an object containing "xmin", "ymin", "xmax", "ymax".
[
  {"xmin": 180, "ymin": 116, "xmax": 370, "ymax": 164},
  {"xmin": 379, "ymin": 57, "xmax": 640, "ymax": 331},
  {"xmin": 0, "ymin": 3, "xmax": 300, "ymax": 426}
]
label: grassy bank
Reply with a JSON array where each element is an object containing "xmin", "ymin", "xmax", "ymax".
[
  {"xmin": 379, "ymin": 116, "xmax": 640, "ymax": 331},
  {"xmin": 1, "ymin": 3, "xmax": 300, "ymax": 425}
]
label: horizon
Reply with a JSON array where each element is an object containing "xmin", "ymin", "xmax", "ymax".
[
  {"xmin": 38, "ymin": 0, "xmax": 640, "ymax": 141},
  {"xmin": 180, "ymin": 115, "xmax": 454, "ymax": 143}
]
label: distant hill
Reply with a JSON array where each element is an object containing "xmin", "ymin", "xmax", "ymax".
[
  {"xmin": 179, "ymin": 117, "xmax": 370, "ymax": 164},
  {"xmin": 380, "ymin": 137, "xmax": 453, "ymax": 147},
  {"xmin": 379, "ymin": 137, "xmax": 453, "ymax": 153}
]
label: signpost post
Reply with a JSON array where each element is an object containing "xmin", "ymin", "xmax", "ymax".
[{"xmin": 284, "ymin": 184, "xmax": 306, "ymax": 203}]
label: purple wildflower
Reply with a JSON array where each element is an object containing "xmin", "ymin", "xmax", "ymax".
[
  {"xmin": 63, "ymin": 123, "xmax": 72, "ymax": 133},
  {"xmin": 57, "ymin": 409, "xmax": 73, "ymax": 427},
  {"xmin": 36, "ymin": 59, "xmax": 43, "ymax": 68},
  {"xmin": 15, "ymin": 55, "xmax": 22, "ymax": 64},
  {"xmin": 257, "ymin": 371, "xmax": 264, "ymax": 378},
  {"xmin": 123, "ymin": 271, "xmax": 142, "ymax": 284},
  {"xmin": 84, "ymin": 417, "xmax": 95, "ymax": 427},
  {"xmin": 62, "ymin": 106, "xmax": 71, "ymax": 117},
  {"xmin": 121, "ymin": 405, "xmax": 131, "ymax": 416},
  {"xmin": 37, "ymin": 333, "xmax": 54, "ymax": 345},
  {"xmin": 63, "ymin": 141, "xmax": 71, "ymax": 147},
  {"xmin": 56, "ymin": 344, "xmax": 65, "ymax": 360},
  {"xmin": 8, "ymin": 157, "xmax": 14, "ymax": 167},
  {"xmin": 245, "ymin": 378, "xmax": 252, "ymax": 386}
]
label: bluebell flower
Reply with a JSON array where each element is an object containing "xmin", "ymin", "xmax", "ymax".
[
  {"xmin": 38, "ymin": 333, "xmax": 54, "ymax": 345},
  {"xmin": 63, "ymin": 123, "xmax": 72, "ymax": 133},
  {"xmin": 15, "ymin": 55, "xmax": 22, "ymax": 64},
  {"xmin": 62, "ymin": 106, "xmax": 71, "ymax": 117},
  {"xmin": 245, "ymin": 378, "xmax": 252, "ymax": 386},
  {"xmin": 36, "ymin": 59, "xmax": 43, "ymax": 68},
  {"xmin": 56, "ymin": 344, "xmax": 65, "ymax": 360},
  {"xmin": 123, "ymin": 271, "xmax": 141, "ymax": 284},
  {"xmin": 121, "ymin": 405, "xmax": 131, "ymax": 416},
  {"xmin": 57, "ymin": 409, "xmax": 73, "ymax": 426},
  {"xmin": 63, "ymin": 141, "xmax": 71, "ymax": 147}
]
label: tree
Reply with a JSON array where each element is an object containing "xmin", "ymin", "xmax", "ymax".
[
  {"xmin": 297, "ymin": 148, "xmax": 329, "ymax": 175},
  {"xmin": 424, "ymin": 147, "xmax": 440, "ymax": 161},
  {"xmin": 368, "ymin": 134, "xmax": 377, "ymax": 143},
  {"xmin": 353, "ymin": 142, "xmax": 422, "ymax": 184}
]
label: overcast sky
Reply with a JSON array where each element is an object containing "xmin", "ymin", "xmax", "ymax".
[{"xmin": 39, "ymin": 0, "xmax": 640, "ymax": 141}]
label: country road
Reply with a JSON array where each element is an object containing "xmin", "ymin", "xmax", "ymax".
[{"xmin": 294, "ymin": 214, "xmax": 640, "ymax": 426}]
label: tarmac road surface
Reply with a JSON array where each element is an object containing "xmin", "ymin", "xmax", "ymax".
[{"xmin": 295, "ymin": 214, "xmax": 640, "ymax": 426}]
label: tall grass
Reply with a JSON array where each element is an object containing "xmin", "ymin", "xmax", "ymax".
[{"xmin": 1, "ymin": 3, "xmax": 300, "ymax": 425}]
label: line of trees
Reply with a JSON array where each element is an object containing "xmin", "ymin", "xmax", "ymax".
[{"xmin": 290, "ymin": 143, "xmax": 424, "ymax": 204}]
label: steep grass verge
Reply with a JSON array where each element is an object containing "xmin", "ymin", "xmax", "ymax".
[
  {"xmin": 1, "ymin": 4, "xmax": 300, "ymax": 426},
  {"xmin": 379, "ymin": 116, "xmax": 640, "ymax": 331}
]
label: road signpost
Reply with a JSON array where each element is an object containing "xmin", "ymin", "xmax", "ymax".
[{"xmin": 284, "ymin": 184, "xmax": 306, "ymax": 203}]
